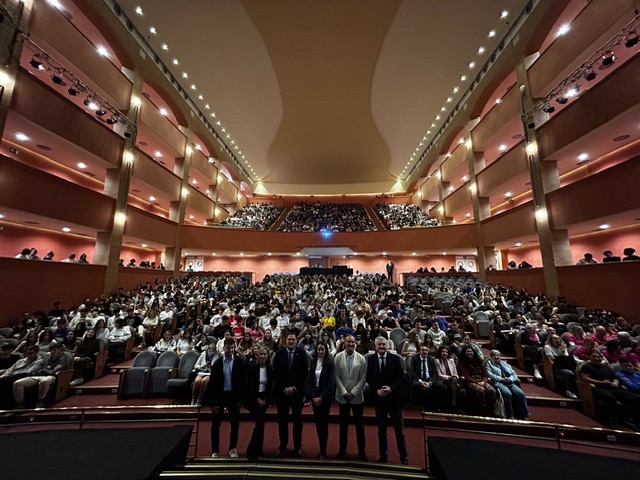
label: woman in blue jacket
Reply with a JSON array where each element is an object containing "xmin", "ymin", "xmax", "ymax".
[{"xmin": 486, "ymin": 350, "xmax": 529, "ymax": 419}]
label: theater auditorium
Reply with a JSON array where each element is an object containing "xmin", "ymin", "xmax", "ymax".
[{"xmin": 1, "ymin": 1, "xmax": 639, "ymax": 479}]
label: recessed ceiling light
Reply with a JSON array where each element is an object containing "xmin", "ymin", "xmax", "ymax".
[
  {"xmin": 440, "ymin": 107, "xmax": 446, "ymax": 112},
  {"xmin": 499, "ymin": 144, "xmax": 507, "ymax": 151},
  {"xmin": 488, "ymin": 30, "xmax": 496, "ymax": 37},
  {"xmin": 96, "ymin": 46, "xmax": 108, "ymax": 56},
  {"xmin": 192, "ymin": 179, "xmax": 198, "ymax": 184},
  {"xmin": 172, "ymin": 58, "xmax": 179, "ymax": 65},
  {"xmin": 447, "ymin": 97, "xmax": 452, "ymax": 103},
  {"xmin": 557, "ymin": 23, "xmax": 570, "ymax": 36},
  {"xmin": 435, "ymin": 115, "xmax": 441, "ymax": 120},
  {"xmin": 62, "ymin": 227, "xmax": 71, "ymax": 232},
  {"xmin": 515, "ymin": 242, "xmax": 522, "ymax": 247},
  {"xmin": 453, "ymin": 86, "xmax": 459, "ymax": 93},
  {"xmin": 577, "ymin": 153, "xmax": 589, "ymax": 162},
  {"xmin": 191, "ymin": 84, "xmax": 196, "ymax": 90},
  {"xmin": 448, "ymin": 185, "xmax": 454, "ymax": 192},
  {"xmin": 566, "ymin": 86, "xmax": 579, "ymax": 97},
  {"xmin": 240, "ymin": 252, "xmax": 244, "ymax": 256},
  {"xmin": 500, "ymin": 10, "xmax": 509, "ymax": 19},
  {"xmin": 77, "ymin": 162, "xmax": 87, "ymax": 169},
  {"xmin": 195, "ymin": 144, "xmax": 202, "ymax": 150},
  {"xmin": 161, "ymin": 44, "xmax": 168, "ymax": 51},
  {"xmin": 149, "ymin": 27, "xmax": 156, "ymax": 34},
  {"xmin": 495, "ymin": 98, "xmax": 502, "ymax": 104},
  {"xmin": 460, "ymin": 75, "xmax": 467, "ymax": 82},
  {"xmin": 15, "ymin": 133, "xmax": 29, "ymax": 141},
  {"xmin": 478, "ymin": 47, "xmax": 485, "ymax": 54},
  {"xmin": 442, "ymin": 251, "xmax": 447, "ymax": 255},
  {"xmin": 182, "ymin": 72, "xmax": 188, "ymax": 78},
  {"xmin": 159, "ymin": 108, "xmax": 168, "ymax": 116},
  {"xmin": 505, "ymin": 192, "xmax": 512, "ymax": 197},
  {"xmin": 189, "ymin": 215, "xmax": 195, "ymax": 219},
  {"xmin": 141, "ymin": 243, "xmax": 148, "ymax": 248},
  {"xmin": 155, "ymin": 151, "xmax": 162, "ymax": 157},
  {"xmin": 198, "ymin": 95, "xmax": 203, "ymax": 100},
  {"xmin": 0, "ymin": 213, "xmax": 4, "ymax": 219},
  {"xmin": 465, "ymin": 213, "xmax": 471, "ymax": 218},
  {"xmin": 412, "ymin": 252, "xmax": 416, "ymax": 256},
  {"xmin": 149, "ymin": 196, "xmax": 156, "ymax": 201},
  {"xmin": 599, "ymin": 224, "xmax": 610, "ymax": 229},
  {"xmin": 135, "ymin": 6, "xmax": 143, "ymax": 15},
  {"xmin": 468, "ymin": 62, "xmax": 476, "ymax": 69},
  {"xmin": 462, "ymin": 175, "xmax": 469, "ymax": 181}
]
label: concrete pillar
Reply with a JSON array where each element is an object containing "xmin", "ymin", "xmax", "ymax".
[{"xmin": 515, "ymin": 60, "xmax": 572, "ymax": 299}]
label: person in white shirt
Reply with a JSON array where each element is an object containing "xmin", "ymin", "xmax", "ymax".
[
  {"xmin": 159, "ymin": 305, "xmax": 174, "ymax": 328},
  {"xmin": 154, "ymin": 330, "xmax": 177, "ymax": 355}
]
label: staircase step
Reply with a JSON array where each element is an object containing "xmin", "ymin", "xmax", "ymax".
[
  {"xmin": 527, "ymin": 396, "xmax": 581, "ymax": 408},
  {"xmin": 161, "ymin": 458, "xmax": 431, "ymax": 480},
  {"xmin": 69, "ymin": 385, "xmax": 119, "ymax": 395}
]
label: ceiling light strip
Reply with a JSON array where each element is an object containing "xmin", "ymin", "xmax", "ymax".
[
  {"xmin": 408, "ymin": 0, "xmax": 541, "ymax": 179},
  {"xmin": 106, "ymin": 0, "xmax": 252, "ymax": 183}
]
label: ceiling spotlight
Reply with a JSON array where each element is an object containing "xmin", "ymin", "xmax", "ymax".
[
  {"xmin": 135, "ymin": 6, "xmax": 143, "ymax": 15},
  {"xmin": 599, "ymin": 224, "xmax": 610, "ymax": 230},
  {"xmin": 51, "ymin": 73, "xmax": 64, "ymax": 85},
  {"xmin": 499, "ymin": 144, "xmax": 507, "ymax": 151},
  {"xmin": 95, "ymin": 109, "xmax": 106, "ymax": 116},
  {"xmin": 68, "ymin": 86, "xmax": 78, "ymax": 95},
  {"xmin": 96, "ymin": 46, "xmax": 108, "ymax": 56},
  {"xmin": 460, "ymin": 75, "xmax": 467, "ymax": 82},
  {"xmin": 141, "ymin": 243, "xmax": 148, "ymax": 248},
  {"xmin": 515, "ymin": 242, "xmax": 522, "ymax": 247},
  {"xmin": 542, "ymin": 104, "xmax": 555, "ymax": 114},
  {"xmin": 577, "ymin": 153, "xmax": 589, "ymax": 162},
  {"xmin": 83, "ymin": 97, "xmax": 92, "ymax": 106},
  {"xmin": 106, "ymin": 117, "xmax": 118, "ymax": 125},
  {"xmin": 584, "ymin": 70, "xmax": 597, "ymax": 81},
  {"xmin": 161, "ymin": 44, "xmax": 168, "ymax": 51},
  {"xmin": 468, "ymin": 61, "xmax": 476, "ymax": 69},
  {"xmin": 500, "ymin": 10, "xmax": 508, "ymax": 19},
  {"xmin": 149, "ymin": 27, "xmax": 156, "ymax": 34},
  {"xmin": 62, "ymin": 227, "xmax": 71, "ymax": 232},
  {"xmin": 15, "ymin": 132, "xmax": 29, "ymax": 141},
  {"xmin": 566, "ymin": 85, "xmax": 579, "ymax": 97},
  {"xmin": 556, "ymin": 96, "xmax": 568, "ymax": 105},
  {"xmin": 77, "ymin": 162, "xmax": 87, "ymax": 169},
  {"xmin": 488, "ymin": 30, "xmax": 496, "ymax": 38},
  {"xmin": 625, "ymin": 32, "xmax": 638, "ymax": 48},
  {"xmin": 149, "ymin": 196, "xmax": 156, "ymax": 201},
  {"xmin": 124, "ymin": 130, "xmax": 133, "ymax": 138},
  {"xmin": 601, "ymin": 51, "xmax": 615, "ymax": 67},
  {"xmin": 29, "ymin": 57, "xmax": 43, "ymax": 69},
  {"xmin": 557, "ymin": 23, "xmax": 570, "ymax": 36},
  {"xmin": 504, "ymin": 192, "xmax": 512, "ymax": 198},
  {"xmin": 159, "ymin": 108, "xmax": 168, "ymax": 116}
]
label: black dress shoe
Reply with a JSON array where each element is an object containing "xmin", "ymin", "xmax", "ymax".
[
  {"xmin": 336, "ymin": 450, "xmax": 345, "ymax": 459},
  {"xmin": 358, "ymin": 452, "xmax": 368, "ymax": 461},
  {"xmin": 377, "ymin": 456, "xmax": 387, "ymax": 463},
  {"xmin": 295, "ymin": 448, "xmax": 303, "ymax": 458},
  {"xmin": 401, "ymin": 458, "xmax": 409, "ymax": 465},
  {"xmin": 276, "ymin": 447, "xmax": 285, "ymax": 457}
]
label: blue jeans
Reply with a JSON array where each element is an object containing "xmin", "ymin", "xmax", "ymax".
[{"xmin": 495, "ymin": 382, "xmax": 529, "ymax": 419}]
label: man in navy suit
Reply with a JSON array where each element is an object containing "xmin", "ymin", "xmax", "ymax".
[
  {"xmin": 272, "ymin": 332, "xmax": 309, "ymax": 456},
  {"xmin": 204, "ymin": 337, "xmax": 246, "ymax": 458},
  {"xmin": 366, "ymin": 336, "xmax": 408, "ymax": 464}
]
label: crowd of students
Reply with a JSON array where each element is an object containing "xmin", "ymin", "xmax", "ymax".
[
  {"xmin": 278, "ymin": 202, "xmax": 376, "ymax": 232},
  {"xmin": 375, "ymin": 203, "xmax": 439, "ymax": 229},
  {"xmin": 220, "ymin": 203, "xmax": 284, "ymax": 230}
]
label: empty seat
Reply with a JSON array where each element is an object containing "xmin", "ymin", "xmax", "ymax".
[
  {"xmin": 166, "ymin": 351, "xmax": 199, "ymax": 399},
  {"xmin": 148, "ymin": 351, "xmax": 180, "ymax": 396},
  {"xmin": 118, "ymin": 351, "xmax": 157, "ymax": 399}
]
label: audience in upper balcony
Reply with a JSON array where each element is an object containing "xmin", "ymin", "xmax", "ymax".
[
  {"xmin": 623, "ymin": 247, "xmax": 640, "ymax": 261},
  {"xmin": 277, "ymin": 201, "xmax": 376, "ymax": 232},
  {"xmin": 375, "ymin": 203, "xmax": 439, "ymax": 229},
  {"xmin": 220, "ymin": 203, "xmax": 284, "ymax": 230},
  {"xmin": 577, "ymin": 253, "xmax": 598, "ymax": 265},
  {"xmin": 602, "ymin": 250, "xmax": 621, "ymax": 262}
]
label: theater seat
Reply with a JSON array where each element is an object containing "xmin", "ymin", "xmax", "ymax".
[
  {"xmin": 118, "ymin": 351, "xmax": 157, "ymax": 399},
  {"xmin": 148, "ymin": 351, "xmax": 180, "ymax": 396},
  {"xmin": 166, "ymin": 351, "xmax": 199, "ymax": 399}
]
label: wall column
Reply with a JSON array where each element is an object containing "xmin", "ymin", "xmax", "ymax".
[
  {"xmin": 94, "ymin": 67, "xmax": 143, "ymax": 293},
  {"xmin": 516, "ymin": 60, "xmax": 571, "ymax": 299}
]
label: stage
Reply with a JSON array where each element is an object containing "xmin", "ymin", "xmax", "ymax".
[{"xmin": 0, "ymin": 426, "xmax": 192, "ymax": 480}]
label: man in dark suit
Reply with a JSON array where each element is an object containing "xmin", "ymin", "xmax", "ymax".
[
  {"xmin": 272, "ymin": 332, "xmax": 309, "ymax": 456},
  {"xmin": 366, "ymin": 336, "xmax": 408, "ymax": 464},
  {"xmin": 386, "ymin": 260, "xmax": 394, "ymax": 280},
  {"xmin": 411, "ymin": 345, "xmax": 449, "ymax": 412},
  {"xmin": 204, "ymin": 337, "xmax": 246, "ymax": 458}
]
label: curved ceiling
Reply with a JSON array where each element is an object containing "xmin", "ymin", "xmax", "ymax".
[{"xmin": 118, "ymin": 0, "xmax": 531, "ymax": 194}]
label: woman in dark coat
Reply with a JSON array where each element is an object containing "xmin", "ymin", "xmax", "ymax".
[{"xmin": 306, "ymin": 342, "xmax": 336, "ymax": 459}]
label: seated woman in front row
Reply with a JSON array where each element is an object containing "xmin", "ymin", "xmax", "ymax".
[
  {"xmin": 486, "ymin": 350, "xmax": 530, "ymax": 419},
  {"xmin": 457, "ymin": 346, "xmax": 496, "ymax": 416}
]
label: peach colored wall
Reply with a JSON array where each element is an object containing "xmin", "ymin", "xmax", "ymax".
[
  {"xmin": 568, "ymin": 224, "xmax": 640, "ymax": 264},
  {"xmin": 0, "ymin": 222, "xmax": 96, "ymax": 261},
  {"xmin": 115, "ymin": 268, "xmax": 175, "ymax": 294},
  {"xmin": 195, "ymin": 255, "xmax": 465, "ymax": 282},
  {"xmin": 0, "ymin": 258, "xmax": 106, "ymax": 327},
  {"xmin": 500, "ymin": 245, "xmax": 544, "ymax": 269},
  {"xmin": 486, "ymin": 268, "xmax": 547, "ymax": 296}
]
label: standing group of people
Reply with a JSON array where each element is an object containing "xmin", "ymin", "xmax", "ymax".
[{"xmin": 203, "ymin": 332, "xmax": 409, "ymax": 464}]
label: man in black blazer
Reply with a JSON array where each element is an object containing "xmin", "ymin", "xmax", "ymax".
[
  {"xmin": 272, "ymin": 332, "xmax": 309, "ymax": 456},
  {"xmin": 411, "ymin": 345, "xmax": 448, "ymax": 412},
  {"xmin": 204, "ymin": 337, "xmax": 246, "ymax": 458},
  {"xmin": 366, "ymin": 336, "xmax": 408, "ymax": 464}
]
